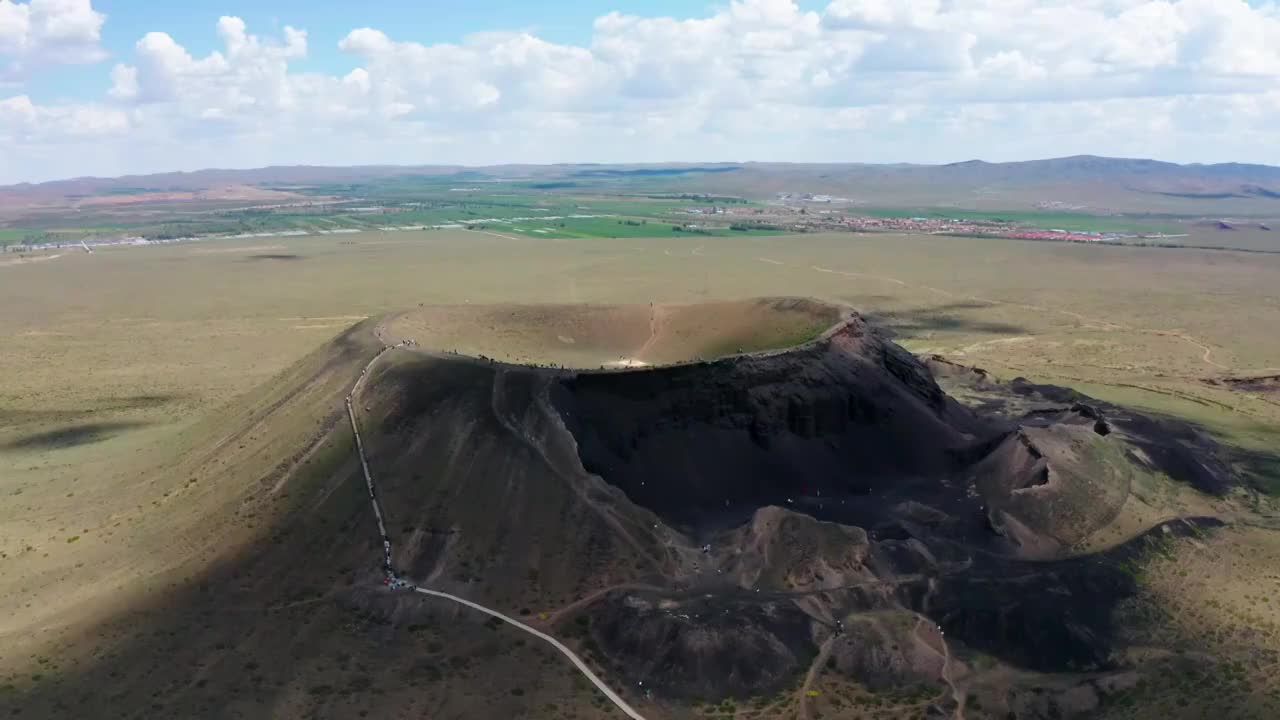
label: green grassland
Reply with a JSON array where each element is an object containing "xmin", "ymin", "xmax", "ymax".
[
  {"xmin": 5, "ymin": 229, "xmax": 1279, "ymax": 487},
  {"xmin": 6, "ymin": 174, "xmax": 1276, "ymax": 257},
  {"xmin": 0, "ymin": 228, "xmax": 30, "ymax": 245},
  {"xmin": 0, "ymin": 187, "xmax": 762, "ymax": 243}
]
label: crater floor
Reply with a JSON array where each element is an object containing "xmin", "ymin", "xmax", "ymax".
[{"xmin": 380, "ymin": 297, "xmax": 846, "ymax": 369}]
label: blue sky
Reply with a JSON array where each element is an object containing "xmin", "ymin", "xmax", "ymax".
[
  {"xmin": 93, "ymin": 1, "xmax": 713, "ymax": 69},
  {"xmin": 34, "ymin": 1, "xmax": 758, "ymax": 101},
  {"xmin": 3, "ymin": 0, "xmax": 1280, "ymax": 183}
]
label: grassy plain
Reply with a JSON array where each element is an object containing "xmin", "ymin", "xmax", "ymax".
[
  {"xmin": 1168, "ymin": 225, "xmax": 1280, "ymax": 252},
  {"xmin": 1106, "ymin": 525, "xmax": 1280, "ymax": 719},
  {"xmin": 5, "ymin": 228, "xmax": 1280, "ymax": 473},
  {"xmin": 3, "ymin": 227, "xmax": 1280, "ymax": 716}
]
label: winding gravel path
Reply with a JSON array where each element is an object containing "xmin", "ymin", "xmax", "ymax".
[{"xmin": 411, "ymin": 586, "xmax": 647, "ymax": 720}]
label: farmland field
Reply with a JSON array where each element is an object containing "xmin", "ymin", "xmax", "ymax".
[
  {"xmin": 0, "ymin": 181, "xmax": 763, "ymax": 245},
  {"xmin": 7, "ymin": 166, "xmax": 1278, "ymax": 257}
]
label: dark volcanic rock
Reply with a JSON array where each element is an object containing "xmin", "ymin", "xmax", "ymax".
[
  {"xmin": 587, "ymin": 593, "xmax": 816, "ymax": 699},
  {"xmin": 368, "ymin": 303, "xmax": 1244, "ymax": 708},
  {"xmin": 828, "ymin": 614, "xmax": 945, "ymax": 690},
  {"xmin": 540, "ymin": 309, "xmax": 1243, "ymax": 701},
  {"xmin": 553, "ymin": 317, "xmax": 989, "ymax": 530}
]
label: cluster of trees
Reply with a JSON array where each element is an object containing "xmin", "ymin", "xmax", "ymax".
[
  {"xmin": 646, "ymin": 193, "xmax": 748, "ymax": 204},
  {"xmin": 670, "ymin": 225, "xmax": 713, "ymax": 235},
  {"xmin": 1, "ymin": 232, "xmax": 59, "ymax": 251}
]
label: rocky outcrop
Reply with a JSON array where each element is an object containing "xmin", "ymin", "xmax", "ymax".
[{"xmin": 586, "ymin": 592, "xmax": 815, "ymax": 700}]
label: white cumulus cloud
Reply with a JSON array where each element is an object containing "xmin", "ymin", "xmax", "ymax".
[
  {"xmin": 0, "ymin": 0, "xmax": 105, "ymax": 80},
  {"xmin": 0, "ymin": 92, "xmax": 125, "ymax": 138},
  {"xmin": 5, "ymin": 0, "xmax": 1280, "ymax": 182}
]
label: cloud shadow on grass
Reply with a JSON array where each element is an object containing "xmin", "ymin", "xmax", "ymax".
[
  {"xmin": 1102, "ymin": 404, "xmax": 1280, "ymax": 498},
  {"xmin": 243, "ymin": 254, "xmax": 305, "ymax": 261},
  {"xmin": 1, "ymin": 421, "xmax": 151, "ymax": 452},
  {"xmin": 0, "ymin": 393, "xmax": 185, "ymax": 428},
  {"xmin": 863, "ymin": 301, "xmax": 1028, "ymax": 339},
  {"xmin": 1222, "ymin": 443, "xmax": 1280, "ymax": 497}
]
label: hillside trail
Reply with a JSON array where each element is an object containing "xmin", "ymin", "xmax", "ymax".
[
  {"xmin": 345, "ymin": 342, "xmax": 650, "ymax": 720},
  {"xmin": 537, "ymin": 582, "xmax": 667, "ymax": 626},
  {"xmin": 423, "ymin": 531, "xmax": 459, "ymax": 583},
  {"xmin": 372, "ymin": 318, "xmax": 671, "ymax": 570},
  {"xmin": 489, "ymin": 369, "xmax": 667, "ymax": 570},
  {"xmin": 1154, "ymin": 331, "xmax": 1228, "ymax": 370},
  {"xmin": 912, "ymin": 612, "xmax": 965, "ymax": 720},
  {"xmin": 635, "ymin": 304, "xmax": 668, "ymax": 362},
  {"xmin": 796, "ymin": 636, "xmax": 835, "ymax": 720}
]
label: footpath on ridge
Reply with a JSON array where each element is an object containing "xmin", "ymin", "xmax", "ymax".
[{"xmin": 343, "ymin": 342, "xmax": 648, "ymax": 720}]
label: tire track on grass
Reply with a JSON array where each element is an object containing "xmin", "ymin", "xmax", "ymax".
[{"xmin": 465, "ymin": 228, "xmax": 527, "ymax": 242}]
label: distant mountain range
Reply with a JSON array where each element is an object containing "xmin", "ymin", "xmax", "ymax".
[
  {"xmin": 927, "ymin": 155, "xmax": 1280, "ymax": 195},
  {"xmin": 3, "ymin": 155, "xmax": 1279, "ymax": 213}
]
